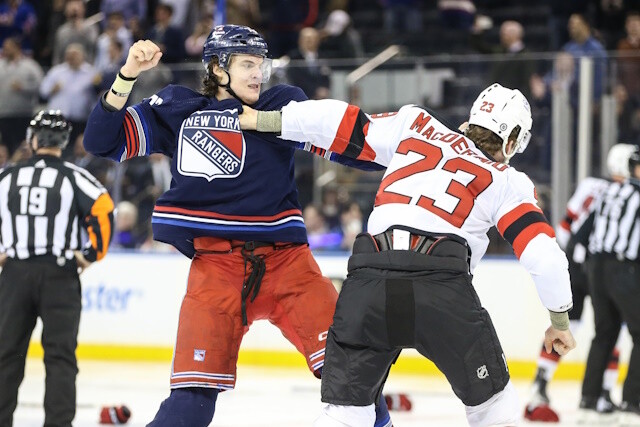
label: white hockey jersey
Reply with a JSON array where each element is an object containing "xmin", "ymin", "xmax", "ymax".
[
  {"xmin": 280, "ymin": 100, "xmax": 572, "ymax": 312},
  {"xmin": 556, "ymin": 177, "xmax": 610, "ymax": 250}
]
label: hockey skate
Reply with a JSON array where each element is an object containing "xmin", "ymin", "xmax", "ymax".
[
  {"xmin": 618, "ymin": 401, "xmax": 640, "ymax": 426},
  {"xmin": 578, "ymin": 391, "xmax": 618, "ymax": 425},
  {"xmin": 524, "ymin": 376, "xmax": 559, "ymax": 422}
]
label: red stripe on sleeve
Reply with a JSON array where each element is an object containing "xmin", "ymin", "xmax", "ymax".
[
  {"xmin": 497, "ymin": 203, "xmax": 543, "ymax": 235},
  {"xmin": 566, "ymin": 208, "xmax": 578, "ymax": 221},
  {"xmin": 328, "ymin": 105, "xmax": 360, "ymax": 155},
  {"xmin": 512, "ymin": 222, "xmax": 555, "ymax": 258},
  {"xmin": 356, "ymin": 122, "xmax": 376, "ymax": 161},
  {"xmin": 124, "ymin": 112, "xmax": 139, "ymax": 159},
  {"xmin": 559, "ymin": 219, "xmax": 571, "ymax": 231}
]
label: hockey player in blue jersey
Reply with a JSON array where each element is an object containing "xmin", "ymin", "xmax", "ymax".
[{"xmin": 83, "ymin": 25, "xmax": 396, "ymax": 427}]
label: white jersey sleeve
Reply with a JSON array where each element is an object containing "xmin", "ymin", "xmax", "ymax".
[
  {"xmin": 280, "ymin": 99, "xmax": 414, "ymax": 167},
  {"xmin": 556, "ymin": 177, "xmax": 610, "ymax": 249},
  {"xmin": 495, "ymin": 170, "xmax": 572, "ymax": 312}
]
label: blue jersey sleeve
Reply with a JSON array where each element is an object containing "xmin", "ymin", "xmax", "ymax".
[{"xmin": 84, "ymin": 85, "xmax": 209, "ymax": 161}]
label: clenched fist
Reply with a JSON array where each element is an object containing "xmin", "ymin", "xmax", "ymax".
[
  {"xmin": 544, "ymin": 326, "xmax": 576, "ymax": 356},
  {"xmin": 121, "ymin": 40, "xmax": 163, "ymax": 78}
]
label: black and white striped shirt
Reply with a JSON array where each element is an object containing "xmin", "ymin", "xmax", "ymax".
[
  {"xmin": 0, "ymin": 154, "xmax": 114, "ymax": 263},
  {"xmin": 587, "ymin": 179, "xmax": 640, "ymax": 261}
]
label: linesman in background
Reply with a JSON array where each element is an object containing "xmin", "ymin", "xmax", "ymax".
[
  {"xmin": 578, "ymin": 143, "xmax": 640, "ymax": 424},
  {"xmin": 0, "ymin": 110, "xmax": 114, "ymax": 427}
]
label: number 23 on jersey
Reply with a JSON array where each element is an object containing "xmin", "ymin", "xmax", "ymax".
[{"xmin": 374, "ymin": 138, "xmax": 493, "ymax": 228}]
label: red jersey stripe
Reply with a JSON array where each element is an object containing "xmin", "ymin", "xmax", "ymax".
[
  {"xmin": 329, "ymin": 105, "xmax": 360, "ymax": 155},
  {"xmin": 497, "ymin": 203, "xmax": 543, "ymax": 235},
  {"xmin": 154, "ymin": 205, "xmax": 303, "ymax": 222},
  {"xmin": 512, "ymin": 222, "xmax": 555, "ymax": 258}
]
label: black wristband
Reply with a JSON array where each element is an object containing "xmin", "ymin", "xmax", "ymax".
[{"xmin": 118, "ymin": 71, "xmax": 137, "ymax": 81}]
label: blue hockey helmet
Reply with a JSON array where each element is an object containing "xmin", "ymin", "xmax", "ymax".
[{"xmin": 202, "ymin": 25, "xmax": 271, "ymax": 83}]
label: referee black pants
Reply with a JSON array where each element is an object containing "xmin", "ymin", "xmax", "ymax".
[
  {"xmin": 583, "ymin": 255, "xmax": 640, "ymax": 404},
  {"xmin": 0, "ymin": 259, "xmax": 81, "ymax": 427}
]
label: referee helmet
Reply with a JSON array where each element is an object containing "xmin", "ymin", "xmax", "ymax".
[{"xmin": 26, "ymin": 110, "xmax": 73, "ymax": 151}]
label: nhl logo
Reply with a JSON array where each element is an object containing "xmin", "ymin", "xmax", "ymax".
[
  {"xmin": 177, "ymin": 110, "xmax": 245, "ymax": 181},
  {"xmin": 477, "ymin": 365, "xmax": 489, "ymax": 379}
]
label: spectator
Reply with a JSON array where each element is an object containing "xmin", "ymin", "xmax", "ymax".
[
  {"xmin": 94, "ymin": 11, "xmax": 132, "ymax": 72},
  {"xmin": 562, "ymin": 13, "xmax": 608, "ymax": 104},
  {"xmin": 96, "ymin": 39, "xmax": 125, "ymax": 95},
  {"xmin": 33, "ymin": 0, "xmax": 65, "ymax": 66},
  {"xmin": 471, "ymin": 20, "xmax": 536, "ymax": 99},
  {"xmin": 161, "ymin": 0, "xmax": 192, "ymax": 35},
  {"xmin": 40, "ymin": 43, "xmax": 101, "ymax": 146},
  {"xmin": 319, "ymin": 9, "xmax": 364, "ymax": 59},
  {"xmin": 339, "ymin": 201, "xmax": 363, "ymax": 251},
  {"xmin": 438, "ymin": 0, "xmax": 474, "ymax": 31},
  {"xmin": 286, "ymin": 27, "xmax": 331, "ymax": 100},
  {"xmin": 146, "ymin": 3, "xmax": 185, "ymax": 64},
  {"xmin": 303, "ymin": 204, "xmax": 342, "ymax": 251},
  {"xmin": 617, "ymin": 11, "xmax": 640, "ymax": 104},
  {"xmin": 0, "ymin": 0, "xmax": 36, "ymax": 53},
  {"xmin": 185, "ymin": 14, "xmax": 212, "ymax": 58},
  {"xmin": 226, "ymin": 0, "xmax": 261, "ymax": 28},
  {"xmin": 68, "ymin": 133, "xmax": 113, "ymax": 187},
  {"xmin": 113, "ymin": 200, "xmax": 141, "ymax": 249},
  {"xmin": 382, "ymin": 0, "xmax": 423, "ymax": 32},
  {"xmin": 0, "ymin": 143, "xmax": 8, "ymax": 168},
  {"xmin": 100, "ymin": 0, "xmax": 146, "ymax": 29},
  {"xmin": 128, "ymin": 60, "xmax": 173, "ymax": 104},
  {"xmin": 52, "ymin": 0, "xmax": 98, "ymax": 65},
  {"xmin": 267, "ymin": 0, "xmax": 320, "ymax": 57},
  {"xmin": 0, "ymin": 36, "xmax": 42, "ymax": 154}
]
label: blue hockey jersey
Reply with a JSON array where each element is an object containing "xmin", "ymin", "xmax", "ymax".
[{"xmin": 84, "ymin": 84, "xmax": 383, "ymax": 257}]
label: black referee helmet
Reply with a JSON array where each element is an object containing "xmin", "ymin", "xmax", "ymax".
[{"xmin": 26, "ymin": 110, "xmax": 72, "ymax": 151}]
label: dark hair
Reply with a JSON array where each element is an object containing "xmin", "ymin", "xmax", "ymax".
[
  {"xmin": 201, "ymin": 57, "xmax": 223, "ymax": 97},
  {"xmin": 465, "ymin": 124, "xmax": 520, "ymax": 156}
]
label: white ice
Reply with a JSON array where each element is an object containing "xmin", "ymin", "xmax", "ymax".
[{"xmin": 14, "ymin": 359, "xmax": 602, "ymax": 426}]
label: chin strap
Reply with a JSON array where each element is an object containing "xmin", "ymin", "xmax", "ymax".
[{"xmin": 219, "ymin": 70, "xmax": 242, "ymax": 102}]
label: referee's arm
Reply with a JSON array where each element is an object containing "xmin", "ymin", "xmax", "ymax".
[
  {"xmin": 82, "ymin": 193, "xmax": 115, "ymax": 262},
  {"xmin": 74, "ymin": 171, "xmax": 115, "ymax": 262}
]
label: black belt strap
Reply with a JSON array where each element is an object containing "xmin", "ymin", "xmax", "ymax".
[{"xmin": 240, "ymin": 243, "xmax": 267, "ymax": 326}]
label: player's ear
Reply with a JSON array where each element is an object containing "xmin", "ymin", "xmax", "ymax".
[{"xmin": 211, "ymin": 63, "xmax": 227, "ymax": 83}]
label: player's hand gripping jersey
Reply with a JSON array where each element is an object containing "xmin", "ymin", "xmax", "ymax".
[{"xmin": 279, "ymin": 100, "xmax": 572, "ymax": 312}]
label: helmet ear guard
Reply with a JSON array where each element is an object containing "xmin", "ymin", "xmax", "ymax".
[
  {"xmin": 468, "ymin": 83, "xmax": 533, "ymax": 164},
  {"xmin": 26, "ymin": 110, "xmax": 72, "ymax": 151}
]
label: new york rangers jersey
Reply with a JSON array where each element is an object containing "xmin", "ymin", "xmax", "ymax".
[
  {"xmin": 84, "ymin": 84, "xmax": 383, "ymax": 257},
  {"xmin": 279, "ymin": 100, "xmax": 573, "ymax": 312}
]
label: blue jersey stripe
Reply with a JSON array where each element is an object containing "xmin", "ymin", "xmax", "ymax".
[{"xmin": 152, "ymin": 217, "xmax": 306, "ymax": 232}]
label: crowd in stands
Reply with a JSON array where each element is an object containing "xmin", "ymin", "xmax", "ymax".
[{"xmin": 0, "ymin": 0, "xmax": 639, "ymax": 252}]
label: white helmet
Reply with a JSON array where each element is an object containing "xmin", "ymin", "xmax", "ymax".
[
  {"xmin": 607, "ymin": 143, "xmax": 638, "ymax": 178},
  {"xmin": 468, "ymin": 83, "xmax": 533, "ymax": 163}
]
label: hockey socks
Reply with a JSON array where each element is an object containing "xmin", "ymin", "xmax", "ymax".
[
  {"xmin": 375, "ymin": 394, "xmax": 392, "ymax": 427},
  {"xmin": 147, "ymin": 388, "xmax": 218, "ymax": 427}
]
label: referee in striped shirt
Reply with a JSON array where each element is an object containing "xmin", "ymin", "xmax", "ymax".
[
  {"xmin": 0, "ymin": 111, "xmax": 114, "ymax": 427},
  {"xmin": 579, "ymin": 143, "xmax": 640, "ymax": 420}
]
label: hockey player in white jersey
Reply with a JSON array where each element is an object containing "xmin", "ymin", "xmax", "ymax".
[
  {"xmin": 240, "ymin": 83, "xmax": 576, "ymax": 426},
  {"xmin": 524, "ymin": 144, "xmax": 635, "ymax": 422}
]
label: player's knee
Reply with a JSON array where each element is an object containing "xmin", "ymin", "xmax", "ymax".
[
  {"xmin": 148, "ymin": 387, "xmax": 218, "ymax": 427},
  {"xmin": 314, "ymin": 403, "xmax": 375, "ymax": 427},
  {"xmin": 465, "ymin": 381, "xmax": 519, "ymax": 427}
]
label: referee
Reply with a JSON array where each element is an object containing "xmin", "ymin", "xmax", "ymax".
[
  {"xmin": 580, "ymin": 143, "xmax": 640, "ymax": 421},
  {"xmin": 0, "ymin": 110, "xmax": 114, "ymax": 427}
]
